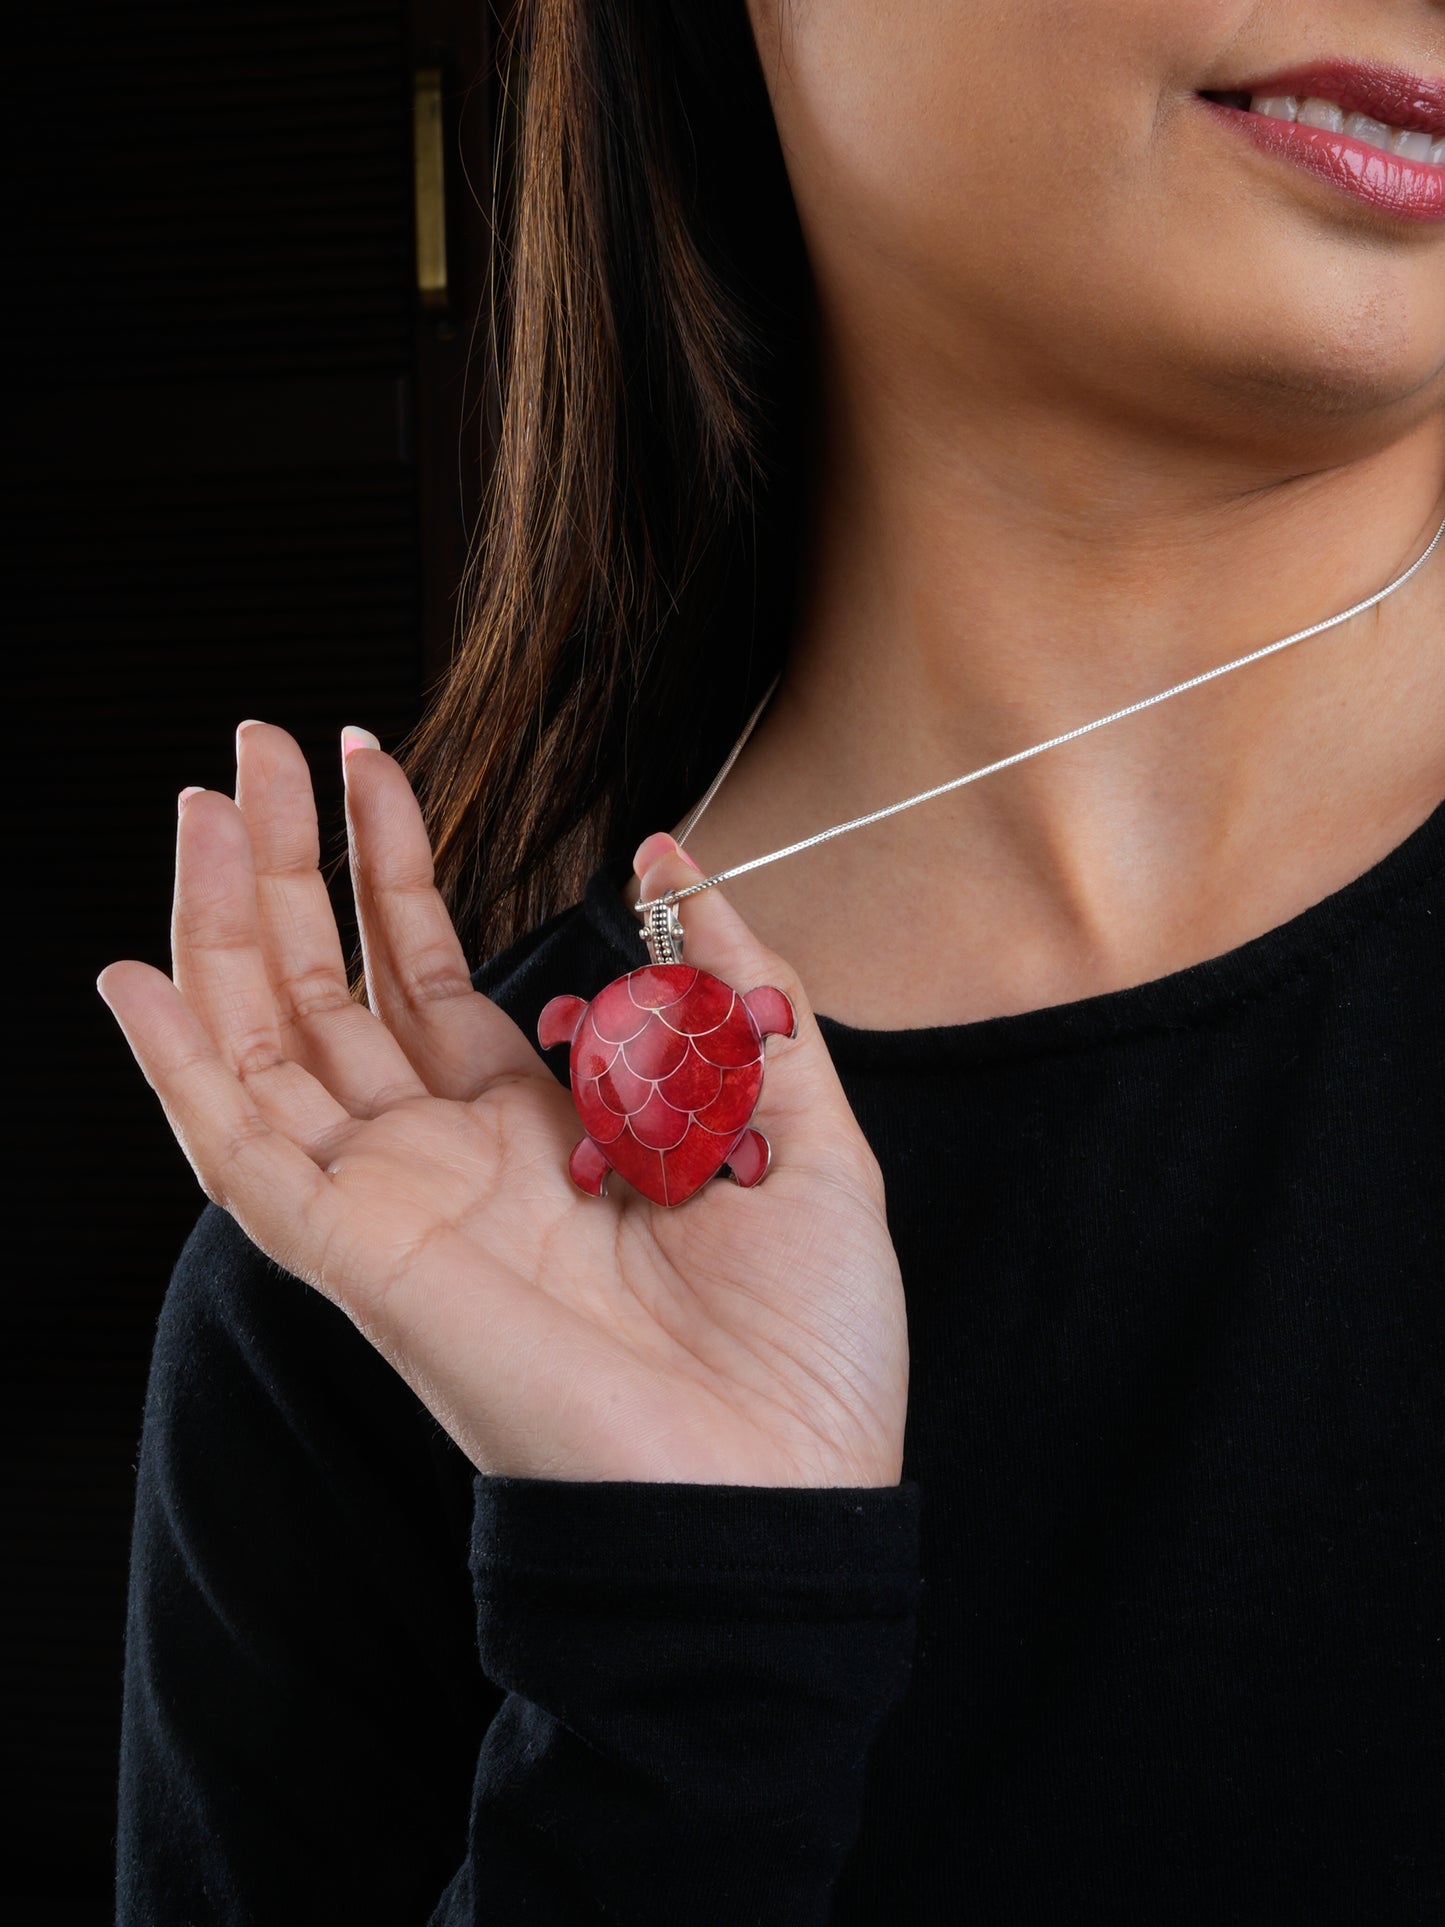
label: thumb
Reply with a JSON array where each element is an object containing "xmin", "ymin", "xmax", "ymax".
[{"xmin": 631, "ymin": 833, "xmax": 870, "ymax": 1181}]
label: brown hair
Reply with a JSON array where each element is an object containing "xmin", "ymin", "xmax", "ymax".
[{"xmin": 402, "ymin": 0, "xmax": 814, "ymax": 964}]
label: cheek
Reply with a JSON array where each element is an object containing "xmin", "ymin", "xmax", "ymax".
[
  {"xmin": 775, "ymin": 0, "xmax": 1230, "ymax": 313},
  {"xmin": 769, "ymin": 0, "xmax": 1445, "ymax": 410}
]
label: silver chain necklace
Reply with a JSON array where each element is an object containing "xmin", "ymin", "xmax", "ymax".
[{"xmin": 634, "ymin": 511, "xmax": 1445, "ymax": 964}]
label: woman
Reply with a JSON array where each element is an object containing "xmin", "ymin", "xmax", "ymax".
[{"xmin": 106, "ymin": 2, "xmax": 1444, "ymax": 1921}]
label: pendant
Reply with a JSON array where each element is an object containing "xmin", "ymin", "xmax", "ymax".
[{"xmin": 536, "ymin": 892, "xmax": 795, "ymax": 1206}]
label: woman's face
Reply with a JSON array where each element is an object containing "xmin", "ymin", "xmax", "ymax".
[{"xmin": 745, "ymin": 1, "xmax": 1445, "ymax": 458}]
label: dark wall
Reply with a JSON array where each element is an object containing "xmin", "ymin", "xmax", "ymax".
[{"xmin": 7, "ymin": 3, "xmax": 496, "ymax": 1906}]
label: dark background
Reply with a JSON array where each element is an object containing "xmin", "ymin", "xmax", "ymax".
[{"xmin": 8, "ymin": 3, "xmax": 506, "ymax": 1907}]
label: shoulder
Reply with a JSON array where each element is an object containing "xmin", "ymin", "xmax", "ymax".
[{"xmin": 153, "ymin": 1199, "xmax": 447, "ymax": 1505}]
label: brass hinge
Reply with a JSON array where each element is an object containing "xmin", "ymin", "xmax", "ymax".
[{"xmin": 413, "ymin": 66, "xmax": 448, "ymax": 311}]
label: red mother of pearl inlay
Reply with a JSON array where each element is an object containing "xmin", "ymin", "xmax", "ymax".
[{"xmin": 537, "ymin": 964, "xmax": 796, "ymax": 1205}]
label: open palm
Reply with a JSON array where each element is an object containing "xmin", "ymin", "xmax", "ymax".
[{"xmin": 98, "ymin": 723, "xmax": 909, "ymax": 1489}]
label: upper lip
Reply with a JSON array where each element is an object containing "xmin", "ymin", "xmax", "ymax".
[{"xmin": 1204, "ymin": 60, "xmax": 1445, "ymax": 135}]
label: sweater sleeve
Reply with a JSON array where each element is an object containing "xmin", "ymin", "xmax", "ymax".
[
  {"xmin": 434, "ymin": 1472, "xmax": 922, "ymax": 1925},
  {"xmin": 116, "ymin": 1206, "xmax": 921, "ymax": 1927}
]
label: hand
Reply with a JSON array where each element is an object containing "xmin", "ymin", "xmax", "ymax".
[{"xmin": 98, "ymin": 723, "xmax": 910, "ymax": 1488}]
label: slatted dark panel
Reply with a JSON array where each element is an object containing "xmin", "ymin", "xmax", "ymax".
[
  {"xmin": 7, "ymin": 2, "xmax": 438, "ymax": 1907},
  {"xmin": 10, "ymin": 462, "xmax": 421, "ymax": 1901},
  {"xmin": 19, "ymin": 2, "xmax": 415, "ymax": 384}
]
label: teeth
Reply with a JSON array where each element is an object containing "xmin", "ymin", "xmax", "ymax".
[
  {"xmin": 1296, "ymin": 97, "xmax": 1345, "ymax": 132},
  {"xmin": 1246, "ymin": 91, "xmax": 1445, "ymax": 162},
  {"xmin": 1343, "ymin": 111, "xmax": 1395, "ymax": 151},
  {"xmin": 1391, "ymin": 127, "xmax": 1435, "ymax": 161}
]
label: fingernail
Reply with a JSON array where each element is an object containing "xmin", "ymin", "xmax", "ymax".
[
  {"xmin": 178, "ymin": 786, "xmax": 203, "ymax": 815},
  {"xmin": 341, "ymin": 725, "xmax": 380, "ymax": 761},
  {"xmin": 675, "ymin": 842, "xmax": 704, "ymax": 875},
  {"xmin": 237, "ymin": 719, "xmax": 264, "ymax": 735}
]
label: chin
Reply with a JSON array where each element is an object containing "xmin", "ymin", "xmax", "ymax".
[
  {"xmin": 1140, "ymin": 270, "xmax": 1445, "ymax": 438},
  {"xmin": 1222, "ymin": 324, "xmax": 1441, "ymax": 423}
]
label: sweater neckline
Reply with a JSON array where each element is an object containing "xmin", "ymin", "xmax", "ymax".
[{"xmin": 582, "ymin": 793, "xmax": 1445, "ymax": 1068}]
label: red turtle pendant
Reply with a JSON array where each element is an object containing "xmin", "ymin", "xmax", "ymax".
[{"xmin": 537, "ymin": 896, "xmax": 795, "ymax": 1206}]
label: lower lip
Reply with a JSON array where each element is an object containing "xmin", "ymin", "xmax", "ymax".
[{"xmin": 1197, "ymin": 96, "xmax": 1445, "ymax": 224}]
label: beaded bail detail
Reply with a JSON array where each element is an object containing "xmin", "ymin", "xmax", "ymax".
[{"xmin": 641, "ymin": 896, "xmax": 686, "ymax": 966}]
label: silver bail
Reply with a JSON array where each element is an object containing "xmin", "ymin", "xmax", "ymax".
[{"xmin": 640, "ymin": 895, "xmax": 685, "ymax": 965}]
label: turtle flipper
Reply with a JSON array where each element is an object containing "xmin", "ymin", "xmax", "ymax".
[
  {"xmin": 538, "ymin": 994, "xmax": 588, "ymax": 1050},
  {"xmin": 743, "ymin": 985, "xmax": 796, "ymax": 1040},
  {"xmin": 725, "ymin": 1128, "xmax": 771, "ymax": 1188},
  {"xmin": 568, "ymin": 1136, "xmax": 611, "ymax": 1196}
]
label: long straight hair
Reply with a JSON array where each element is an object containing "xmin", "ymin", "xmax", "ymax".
[{"xmin": 402, "ymin": 0, "xmax": 814, "ymax": 964}]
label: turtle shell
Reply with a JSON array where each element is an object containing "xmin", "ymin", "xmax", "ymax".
[{"xmin": 570, "ymin": 964, "xmax": 768, "ymax": 1205}]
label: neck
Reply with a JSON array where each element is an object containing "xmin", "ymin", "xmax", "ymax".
[{"xmin": 671, "ymin": 353, "xmax": 1445, "ymax": 1030}]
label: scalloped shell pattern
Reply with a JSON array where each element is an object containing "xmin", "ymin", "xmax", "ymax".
[{"xmin": 570, "ymin": 965, "xmax": 767, "ymax": 1204}]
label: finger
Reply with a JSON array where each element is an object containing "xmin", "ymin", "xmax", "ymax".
[
  {"xmin": 233, "ymin": 720, "xmax": 426, "ymax": 1114},
  {"xmin": 96, "ymin": 958, "xmax": 345, "ymax": 1279},
  {"xmin": 173, "ymin": 783, "xmax": 428, "ymax": 1126},
  {"xmin": 341, "ymin": 732, "xmax": 545, "ymax": 1100},
  {"xmin": 236, "ymin": 717, "xmax": 349, "ymax": 1017},
  {"xmin": 170, "ymin": 787, "xmax": 283, "ymax": 1075},
  {"xmin": 167, "ymin": 789, "xmax": 366, "ymax": 1158},
  {"xmin": 630, "ymin": 833, "xmax": 871, "ymax": 1184}
]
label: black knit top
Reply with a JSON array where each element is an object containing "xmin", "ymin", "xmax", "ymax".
[{"xmin": 116, "ymin": 797, "xmax": 1445, "ymax": 1924}]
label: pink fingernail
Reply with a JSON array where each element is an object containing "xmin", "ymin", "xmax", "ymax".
[
  {"xmin": 178, "ymin": 786, "xmax": 203, "ymax": 815},
  {"xmin": 341, "ymin": 725, "xmax": 381, "ymax": 761}
]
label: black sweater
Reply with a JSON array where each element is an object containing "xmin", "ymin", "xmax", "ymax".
[{"xmin": 116, "ymin": 799, "xmax": 1445, "ymax": 1925}]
